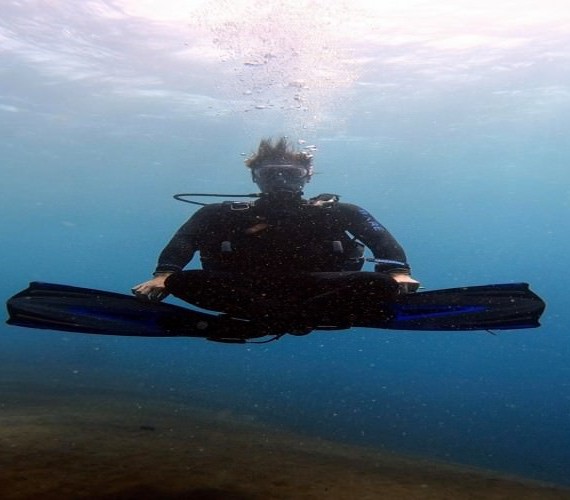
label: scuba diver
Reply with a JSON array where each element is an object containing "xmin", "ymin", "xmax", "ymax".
[
  {"xmin": 132, "ymin": 137, "xmax": 420, "ymax": 332},
  {"xmin": 6, "ymin": 137, "xmax": 544, "ymax": 340},
  {"xmin": 5, "ymin": 140, "xmax": 546, "ymax": 341}
]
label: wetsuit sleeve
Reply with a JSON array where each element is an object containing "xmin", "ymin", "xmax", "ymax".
[
  {"xmin": 153, "ymin": 205, "xmax": 214, "ymax": 274},
  {"xmin": 339, "ymin": 203, "xmax": 411, "ymax": 274}
]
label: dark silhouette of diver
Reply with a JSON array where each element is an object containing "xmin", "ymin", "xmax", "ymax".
[{"xmin": 132, "ymin": 137, "xmax": 420, "ymax": 332}]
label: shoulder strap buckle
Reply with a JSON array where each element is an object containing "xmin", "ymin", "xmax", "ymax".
[
  {"xmin": 228, "ymin": 201, "xmax": 252, "ymax": 211},
  {"xmin": 309, "ymin": 193, "xmax": 340, "ymax": 207}
]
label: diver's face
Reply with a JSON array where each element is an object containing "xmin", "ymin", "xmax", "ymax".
[{"xmin": 252, "ymin": 164, "xmax": 311, "ymax": 194}]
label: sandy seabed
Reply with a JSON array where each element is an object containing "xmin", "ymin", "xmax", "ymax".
[{"xmin": 0, "ymin": 380, "xmax": 569, "ymax": 500}]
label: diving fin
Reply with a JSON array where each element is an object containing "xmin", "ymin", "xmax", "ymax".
[
  {"xmin": 5, "ymin": 281, "xmax": 545, "ymax": 340},
  {"xmin": 5, "ymin": 282, "xmax": 266, "ymax": 340},
  {"xmin": 381, "ymin": 283, "xmax": 546, "ymax": 331}
]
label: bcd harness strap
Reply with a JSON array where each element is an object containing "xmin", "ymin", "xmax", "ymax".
[
  {"xmin": 219, "ymin": 194, "xmax": 364, "ymax": 269},
  {"xmin": 224, "ymin": 193, "xmax": 340, "ymax": 211}
]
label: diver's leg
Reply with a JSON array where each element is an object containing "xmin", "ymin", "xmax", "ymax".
[
  {"xmin": 164, "ymin": 270, "xmax": 297, "ymax": 319},
  {"xmin": 165, "ymin": 270, "xmax": 317, "ymax": 333},
  {"xmin": 165, "ymin": 271, "xmax": 259, "ymax": 315},
  {"xmin": 302, "ymin": 272, "xmax": 399, "ymax": 324}
]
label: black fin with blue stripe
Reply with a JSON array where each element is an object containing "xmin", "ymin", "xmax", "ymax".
[{"xmin": 6, "ymin": 281, "xmax": 545, "ymax": 340}]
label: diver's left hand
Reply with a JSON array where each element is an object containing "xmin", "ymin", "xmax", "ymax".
[{"xmin": 391, "ymin": 273, "xmax": 421, "ymax": 294}]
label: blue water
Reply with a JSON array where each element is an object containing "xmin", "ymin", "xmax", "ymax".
[{"xmin": 2, "ymin": 0, "xmax": 570, "ymax": 487}]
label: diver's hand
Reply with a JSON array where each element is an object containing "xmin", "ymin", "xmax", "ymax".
[
  {"xmin": 131, "ymin": 273, "xmax": 172, "ymax": 302},
  {"xmin": 391, "ymin": 273, "xmax": 420, "ymax": 294}
]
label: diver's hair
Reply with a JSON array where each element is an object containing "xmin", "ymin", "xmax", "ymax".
[{"xmin": 244, "ymin": 137, "xmax": 313, "ymax": 172}]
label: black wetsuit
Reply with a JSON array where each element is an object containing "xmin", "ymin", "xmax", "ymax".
[{"xmin": 156, "ymin": 194, "xmax": 411, "ymax": 325}]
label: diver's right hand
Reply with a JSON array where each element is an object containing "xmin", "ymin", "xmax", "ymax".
[{"xmin": 131, "ymin": 274, "xmax": 172, "ymax": 302}]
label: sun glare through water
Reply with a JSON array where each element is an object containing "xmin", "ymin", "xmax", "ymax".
[{"xmin": 112, "ymin": 0, "xmax": 570, "ymax": 132}]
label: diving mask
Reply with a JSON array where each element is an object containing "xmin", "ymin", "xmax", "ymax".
[{"xmin": 252, "ymin": 164, "xmax": 311, "ymax": 193}]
